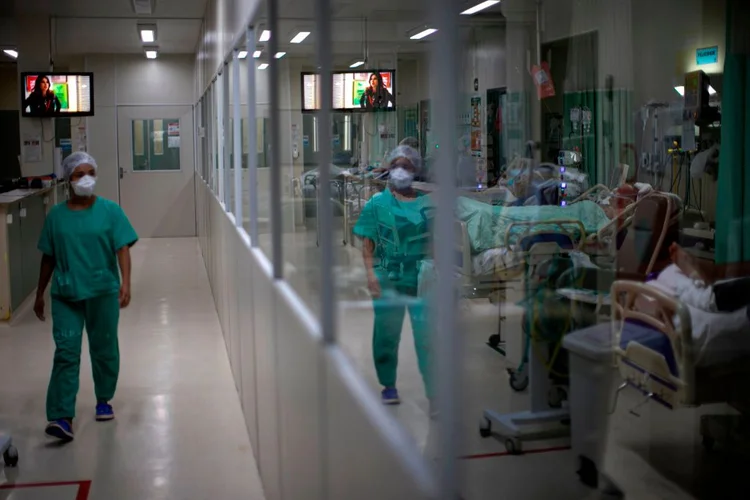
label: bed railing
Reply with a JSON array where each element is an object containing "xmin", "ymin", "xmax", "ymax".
[{"xmin": 611, "ymin": 280, "xmax": 696, "ymax": 407}]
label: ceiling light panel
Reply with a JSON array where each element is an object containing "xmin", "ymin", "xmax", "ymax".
[
  {"xmin": 410, "ymin": 28, "xmax": 438, "ymax": 40},
  {"xmin": 461, "ymin": 1, "xmax": 501, "ymax": 15},
  {"xmin": 259, "ymin": 30, "xmax": 271, "ymax": 42},
  {"xmin": 290, "ymin": 31, "xmax": 311, "ymax": 44},
  {"xmin": 275, "ymin": 52, "xmax": 286, "ymax": 59},
  {"xmin": 3, "ymin": 49, "xmax": 18, "ymax": 59},
  {"xmin": 258, "ymin": 63, "xmax": 269, "ymax": 70},
  {"xmin": 253, "ymin": 50, "xmax": 262, "ymax": 58},
  {"xmin": 238, "ymin": 51, "xmax": 248, "ymax": 59}
]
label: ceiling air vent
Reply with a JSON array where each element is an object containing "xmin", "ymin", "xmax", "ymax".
[{"xmin": 131, "ymin": 0, "xmax": 155, "ymax": 15}]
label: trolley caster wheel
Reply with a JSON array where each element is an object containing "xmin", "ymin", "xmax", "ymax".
[
  {"xmin": 548, "ymin": 386, "xmax": 567, "ymax": 409},
  {"xmin": 508, "ymin": 369, "xmax": 529, "ymax": 392},
  {"xmin": 577, "ymin": 456, "xmax": 599, "ymax": 488},
  {"xmin": 3, "ymin": 446, "xmax": 18, "ymax": 467},
  {"xmin": 488, "ymin": 334, "xmax": 501, "ymax": 348},
  {"xmin": 479, "ymin": 418, "xmax": 492, "ymax": 438},
  {"xmin": 702, "ymin": 436, "xmax": 715, "ymax": 452},
  {"xmin": 504, "ymin": 438, "xmax": 522, "ymax": 455}
]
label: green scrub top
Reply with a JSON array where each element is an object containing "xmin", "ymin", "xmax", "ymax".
[
  {"xmin": 353, "ymin": 189, "xmax": 433, "ymax": 287},
  {"xmin": 38, "ymin": 197, "xmax": 138, "ymax": 302}
]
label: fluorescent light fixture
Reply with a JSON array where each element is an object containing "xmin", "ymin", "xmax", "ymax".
[
  {"xmin": 259, "ymin": 30, "xmax": 271, "ymax": 42},
  {"xmin": 674, "ymin": 85, "xmax": 685, "ymax": 96},
  {"xmin": 140, "ymin": 29, "xmax": 155, "ymax": 43},
  {"xmin": 410, "ymin": 28, "xmax": 438, "ymax": 40},
  {"xmin": 253, "ymin": 50, "xmax": 262, "ymax": 58},
  {"xmin": 349, "ymin": 60, "xmax": 365, "ymax": 68},
  {"xmin": 275, "ymin": 52, "xmax": 286, "ymax": 59},
  {"xmin": 709, "ymin": 85, "xmax": 717, "ymax": 95},
  {"xmin": 238, "ymin": 51, "xmax": 248, "ymax": 59},
  {"xmin": 461, "ymin": 1, "xmax": 501, "ymax": 15},
  {"xmin": 145, "ymin": 50, "xmax": 158, "ymax": 59},
  {"xmin": 3, "ymin": 49, "xmax": 18, "ymax": 59},
  {"xmin": 290, "ymin": 31, "xmax": 311, "ymax": 44},
  {"xmin": 258, "ymin": 63, "xmax": 269, "ymax": 70}
]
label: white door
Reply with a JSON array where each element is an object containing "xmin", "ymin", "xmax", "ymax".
[{"xmin": 117, "ymin": 105, "xmax": 196, "ymax": 238}]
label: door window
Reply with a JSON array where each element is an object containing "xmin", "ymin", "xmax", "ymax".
[{"xmin": 131, "ymin": 118, "xmax": 182, "ymax": 171}]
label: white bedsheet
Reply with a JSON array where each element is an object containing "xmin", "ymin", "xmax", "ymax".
[
  {"xmin": 471, "ymin": 247, "xmax": 521, "ymax": 276},
  {"xmin": 646, "ymin": 265, "xmax": 750, "ymax": 367}
]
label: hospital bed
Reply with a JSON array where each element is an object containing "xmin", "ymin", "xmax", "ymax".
[{"xmin": 564, "ymin": 279, "xmax": 750, "ymax": 486}]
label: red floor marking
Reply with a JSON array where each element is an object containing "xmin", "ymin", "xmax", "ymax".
[
  {"xmin": 461, "ymin": 445, "xmax": 571, "ymax": 460},
  {"xmin": 0, "ymin": 480, "xmax": 92, "ymax": 499}
]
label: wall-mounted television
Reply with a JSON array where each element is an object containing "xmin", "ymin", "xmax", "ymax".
[
  {"xmin": 302, "ymin": 70, "xmax": 396, "ymax": 112},
  {"xmin": 20, "ymin": 72, "xmax": 95, "ymax": 118}
]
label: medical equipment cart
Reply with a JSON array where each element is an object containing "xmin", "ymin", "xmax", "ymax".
[{"xmin": 1, "ymin": 432, "xmax": 18, "ymax": 467}]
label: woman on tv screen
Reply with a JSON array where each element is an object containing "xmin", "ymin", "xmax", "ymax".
[
  {"xmin": 360, "ymin": 72, "xmax": 394, "ymax": 110},
  {"xmin": 23, "ymin": 75, "xmax": 62, "ymax": 116}
]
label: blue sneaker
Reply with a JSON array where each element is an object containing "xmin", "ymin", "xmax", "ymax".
[
  {"xmin": 45, "ymin": 419, "xmax": 74, "ymax": 442},
  {"xmin": 95, "ymin": 402, "xmax": 115, "ymax": 421},
  {"xmin": 381, "ymin": 387, "xmax": 401, "ymax": 405}
]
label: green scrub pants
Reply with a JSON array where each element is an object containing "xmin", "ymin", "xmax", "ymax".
[
  {"xmin": 47, "ymin": 293, "xmax": 120, "ymax": 421},
  {"xmin": 372, "ymin": 278, "xmax": 433, "ymax": 400}
]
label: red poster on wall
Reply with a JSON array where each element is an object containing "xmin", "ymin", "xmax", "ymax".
[{"xmin": 530, "ymin": 61, "xmax": 556, "ymax": 100}]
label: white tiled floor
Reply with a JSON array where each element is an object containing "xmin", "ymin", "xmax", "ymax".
[{"xmin": 0, "ymin": 239, "xmax": 265, "ymax": 500}]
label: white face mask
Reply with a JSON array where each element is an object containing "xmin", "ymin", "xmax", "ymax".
[
  {"xmin": 72, "ymin": 175, "xmax": 97, "ymax": 197},
  {"xmin": 389, "ymin": 167, "xmax": 414, "ymax": 191}
]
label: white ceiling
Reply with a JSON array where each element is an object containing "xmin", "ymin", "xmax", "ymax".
[
  {"xmin": 55, "ymin": 18, "xmax": 203, "ymax": 55},
  {"xmin": 3, "ymin": 0, "xmax": 207, "ymax": 56},
  {"xmin": 13, "ymin": 0, "xmax": 207, "ymax": 18},
  {"xmin": 250, "ymin": 1, "xmax": 506, "ymax": 60},
  {"xmin": 1, "ymin": 0, "xmax": 504, "ymax": 58}
]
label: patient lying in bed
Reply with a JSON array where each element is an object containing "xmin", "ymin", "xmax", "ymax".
[{"xmin": 642, "ymin": 244, "xmax": 750, "ymax": 367}]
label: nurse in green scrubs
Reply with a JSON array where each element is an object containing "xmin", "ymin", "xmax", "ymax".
[
  {"xmin": 354, "ymin": 145, "xmax": 433, "ymax": 407},
  {"xmin": 34, "ymin": 152, "xmax": 138, "ymax": 442}
]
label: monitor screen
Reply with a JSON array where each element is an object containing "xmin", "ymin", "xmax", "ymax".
[
  {"xmin": 21, "ymin": 72, "xmax": 95, "ymax": 118},
  {"xmin": 302, "ymin": 70, "xmax": 395, "ymax": 112}
]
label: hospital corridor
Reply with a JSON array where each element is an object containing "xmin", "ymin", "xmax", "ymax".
[{"xmin": 2, "ymin": 0, "xmax": 750, "ymax": 499}]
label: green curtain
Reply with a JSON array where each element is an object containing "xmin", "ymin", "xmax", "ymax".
[
  {"xmin": 563, "ymin": 90, "xmax": 633, "ymax": 185},
  {"xmin": 715, "ymin": 1, "xmax": 750, "ymax": 264}
]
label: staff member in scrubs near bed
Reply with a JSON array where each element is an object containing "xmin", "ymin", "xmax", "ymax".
[
  {"xmin": 33, "ymin": 152, "xmax": 138, "ymax": 443},
  {"xmin": 354, "ymin": 145, "xmax": 434, "ymax": 408}
]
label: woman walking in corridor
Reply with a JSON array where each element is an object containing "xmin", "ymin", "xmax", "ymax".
[{"xmin": 34, "ymin": 152, "xmax": 138, "ymax": 442}]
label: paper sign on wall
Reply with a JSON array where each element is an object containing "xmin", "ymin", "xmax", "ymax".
[{"xmin": 23, "ymin": 134, "xmax": 42, "ymax": 162}]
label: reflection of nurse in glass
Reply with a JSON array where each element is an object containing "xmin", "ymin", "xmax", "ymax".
[
  {"xmin": 360, "ymin": 72, "xmax": 395, "ymax": 109},
  {"xmin": 23, "ymin": 75, "xmax": 62, "ymax": 116},
  {"xmin": 353, "ymin": 145, "xmax": 432, "ymax": 406},
  {"xmin": 34, "ymin": 152, "xmax": 138, "ymax": 443}
]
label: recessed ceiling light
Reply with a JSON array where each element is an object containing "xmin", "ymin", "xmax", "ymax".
[
  {"xmin": 410, "ymin": 28, "xmax": 438, "ymax": 40},
  {"xmin": 140, "ymin": 29, "xmax": 155, "ymax": 43},
  {"xmin": 259, "ymin": 30, "xmax": 271, "ymax": 42},
  {"xmin": 674, "ymin": 86, "xmax": 685, "ymax": 96},
  {"xmin": 290, "ymin": 31, "xmax": 311, "ymax": 44},
  {"xmin": 461, "ymin": 1, "xmax": 501, "ymax": 15},
  {"xmin": 3, "ymin": 49, "xmax": 18, "ymax": 59},
  {"xmin": 253, "ymin": 50, "xmax": 262, "ymax": 59},
  {"xmin": 145, "ymin": 50, "xmax": 158, "ymax": 59},
  {"xmin": 238, "ymin": 51, "xmax": 248, "ymax": 59},
  {"xmin": 349, "ymin": 61, "xmax": 365, "ymax": 68},
  {"xmin": 709, "ymin": 85, "xmax": 717, "ymax": 95},
  {"xmin": 275, "ymin": 52, "xmax": 286, "ymax": 59},
  {"xmin": 258, "ymin": 63, "xmax": 269, "ymax": 70}
]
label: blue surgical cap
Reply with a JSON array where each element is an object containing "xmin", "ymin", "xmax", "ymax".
[
  {"xmin": 62, "ymin": 151, "xmax": 98, "ymax": 180},
  {"xmin": 387, "ymin": 145, "xmax": 422, "ymax": 172}
]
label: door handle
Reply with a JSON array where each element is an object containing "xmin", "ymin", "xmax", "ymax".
[{"xmin": 120, "ymin": 167, "xmax": 125, "ymax": 179}]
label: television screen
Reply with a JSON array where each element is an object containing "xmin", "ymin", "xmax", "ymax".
[
  {"xmin": 302, "ymin": 70, "xmax": 395, "ymax": 112},
  {"xmin": 20, "ymin": 72, "xmax": 94, "ymax": 118}
]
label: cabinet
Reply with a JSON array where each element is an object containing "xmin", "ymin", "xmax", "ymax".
[{"xmin": 0, "ymin": 188, "xmax": 57, "ymax": 321}]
